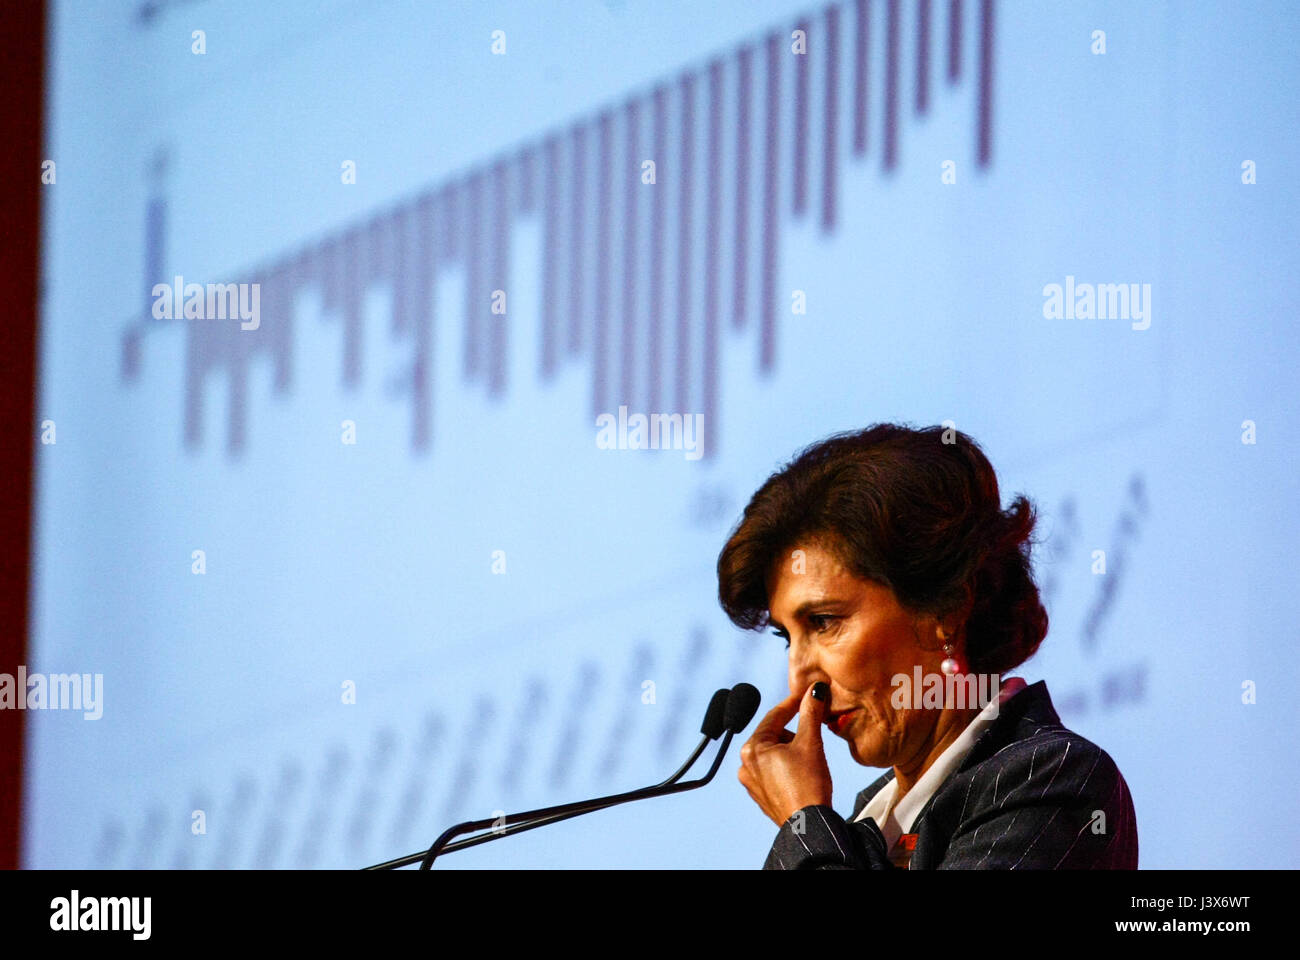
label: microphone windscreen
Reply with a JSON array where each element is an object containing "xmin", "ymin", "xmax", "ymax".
[
  {"xmin": 724, "ymin": 683, "xmax": 761, "ymax": 734},
  {"xmin": 700, "ymin": 688, "xmax": 729, "ymax": 740}
]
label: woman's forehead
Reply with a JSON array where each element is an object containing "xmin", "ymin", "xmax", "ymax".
[
  {"xmin": 766, "ymin": 549, "xmax": 882, "ymax": 609},
  {"xmin": 766, "ymin": 538, "xmax": 850, "ymax": 585}
]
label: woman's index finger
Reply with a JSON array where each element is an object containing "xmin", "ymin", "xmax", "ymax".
[{"xmin": 750, "ymin": 687, "xmax": 803, "ymax": 741}]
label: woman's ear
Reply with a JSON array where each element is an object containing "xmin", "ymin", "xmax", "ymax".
[{"xmin": 911, "ymin": 614, "xmax": 945, "ymax": 652}]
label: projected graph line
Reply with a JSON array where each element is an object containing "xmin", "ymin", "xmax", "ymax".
[
  {"xmin": 344, "ymin": 727, "xmax": 398, "ymax": 854},
  {"xmin": 732, "ymin": 42, "xmax": 753, "ymax": 334},
  {"xmin": 386, "ymin": 711, "xmax": 446, "ymax": 847},
  {"xmin": 853, "ymin": 0, "xmax": 871, "ymax": 155},
  {"xmin": 823, "ymin": 5, "xmax": 841, "ymax": 231},
  {"xmin": 1081, "ymin": 474, "xmax": 1148, "ymax": 654},
  {"xmin": 916, "ymin": 0, "xmax": 931, "ymax": 114},
  {"xmin": 675, "ymin": 71, "xmax": 695, "ymax": 414},
  {"xmin": 119, "ymin": 0, "xmax": 997, "ymax": 462},
  {"xmin": 648, "ymin": 84, "xmax": 668, "ymax": 415},
  {"xmin": 440, "ymin": 695, "xmax": 497, "ymax": 818},
  {"xmin": 1039, "ymin": 495, "xmax": 1080, "ymax": 614},
  {"xmin": 88, "ymin": 619, "xmax": 756, "ymax": 867},
  {"xmin": 294, "ymin": 744, "xmax": 350, "ymax": 869},
  {"xmin": 761, "ymin": 32, "xmax": 782, "ymax": 372},
  {"xmin": 568, "ymin": 122, "xmax": 587, "ymax": 359},
  {"xmin": 209, "ymin": 775, "xmax": 256, "ymax": 869},
  {"xmin": 793, "ymin": 19, "xmax": 810, "ymax": 217},
  {"xmin": 596, "ymin": 643, "xmax": 654, "ymax": 779},
  {"xmin": 884, "ymin": 0, "xmax": 900, "ymax": 169},
  {"xmin": 547, "ymin": 660, "xmax": 601, "ymax": 790},
  {"xmin": 947, "ymin": 0, "xmax": 962, "ymax": 82},
  {"xmin": 499, "ymin": 680, "xmax": 547, "ymax": 795},
  {"xmin": 977, "ymin": 0, "xmax": 994, "ymax": 165},
  {"xmin": 174, "ymin": 792, "xmax": 212, "ymax": 868},
  {"xmin": 541, "ymin": 135, "xmax": 563, "ymax": 379},
  {"xmin": 249, "ymin": 760, "xmax": 303, "ymax": 869},
  {"xmin": 621, "ymin": 96, "xmax": 641, "ymax": 410},
  {"xmin": 656, "ymin": 626, "xmax": 711, "ymax": 761},
  {"xmin": 128, "ymin": 806, "xmax": 166, "ymax": 870}
]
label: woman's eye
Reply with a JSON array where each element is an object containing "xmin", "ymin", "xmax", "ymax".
[{"xmin": 771, "ymin": 629, "xmax": 790, "ymax": 649}]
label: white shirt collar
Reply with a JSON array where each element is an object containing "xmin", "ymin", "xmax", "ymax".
[{"xmin": 851, "ymin": 676, "xmax": 1029, "ymax": 853}]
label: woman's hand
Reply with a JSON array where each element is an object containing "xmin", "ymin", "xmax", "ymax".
[{"xmin": 738, "ymin": 682, "xmax": 834, "ymax": 826}]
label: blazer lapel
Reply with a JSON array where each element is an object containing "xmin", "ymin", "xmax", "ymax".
[
  {"xmin": 849, "ymin": 768, "xmax": 896, "ymax": 821},
  {"xmin": 892, "ymin": 682, "xmax": 1061, "ymax": 848}
]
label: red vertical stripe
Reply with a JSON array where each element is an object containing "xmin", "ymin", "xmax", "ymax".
[{"xmin": 1, "ymin": 0, "xmax": 43, "ymax": 865}]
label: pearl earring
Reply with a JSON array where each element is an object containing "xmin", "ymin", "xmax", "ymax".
[{"xmin": 938, "ymin": 627, "xmax": 959, "ymax": 676}]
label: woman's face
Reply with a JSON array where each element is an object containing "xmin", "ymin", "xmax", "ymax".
[{"xmin": 765, "ymin": 539, "xmax": 944, "ymax": 769}]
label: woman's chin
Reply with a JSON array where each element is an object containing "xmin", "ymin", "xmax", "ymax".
[{"xmin": 845, "ymin": 732, "xmax": 892, "ymax": 768}]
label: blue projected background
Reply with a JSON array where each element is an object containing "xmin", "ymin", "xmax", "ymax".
[{"xmin": 29, "ymin": 0, "xmax": 1300, "ymax": 868}]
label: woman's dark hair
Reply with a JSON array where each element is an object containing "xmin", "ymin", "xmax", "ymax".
[{"xmin": 716, "ymin": 423, "xmax": 1048, "ymax": 674}]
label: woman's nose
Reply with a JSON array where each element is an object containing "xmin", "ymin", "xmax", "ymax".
[{"xmin": 788, "ymin": 642, "xmax": 825, "ymax": 695}]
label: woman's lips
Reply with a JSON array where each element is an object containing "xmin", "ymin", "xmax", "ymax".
[{"xmin": 828, "ymin": 709, "xmax": 858, "ymax": 735}]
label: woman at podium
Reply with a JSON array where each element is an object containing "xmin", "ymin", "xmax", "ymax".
[{"xmin": 717, "ymin": 423, "xmax": 1138, "ymax": 869}]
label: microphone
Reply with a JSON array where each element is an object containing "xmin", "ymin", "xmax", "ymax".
[
  {"xmin": 701, "ymin": 686, "xmax": 730, "ymax": 738},
  {"xmin": 723, "ymin": 682, "xmax": 760, "ymax": 735},
  {"xmin": 418, "ymin": 687, "xmax": 734, "ymax": 859},
  {"xmin": 362, "ymin": 684, "xmax": 758, "ymax": 870},
  {"xmin": 409, "ymin": 684, "xmax": 758, "ymax": 868}
]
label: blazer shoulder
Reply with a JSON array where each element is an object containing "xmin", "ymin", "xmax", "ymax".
[
  {"xmin": 961, "ymin": 724, "xmax": 1128, "ymax": 801},
  {"xmin": 921, "ymin": 723, "xmax": 1139, "ymax": 869}
]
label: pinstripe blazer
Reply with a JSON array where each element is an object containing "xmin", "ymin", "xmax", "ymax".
[{"xmin": 762, "ymin": 680, "xmax": 1138, "ymax": 869}]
